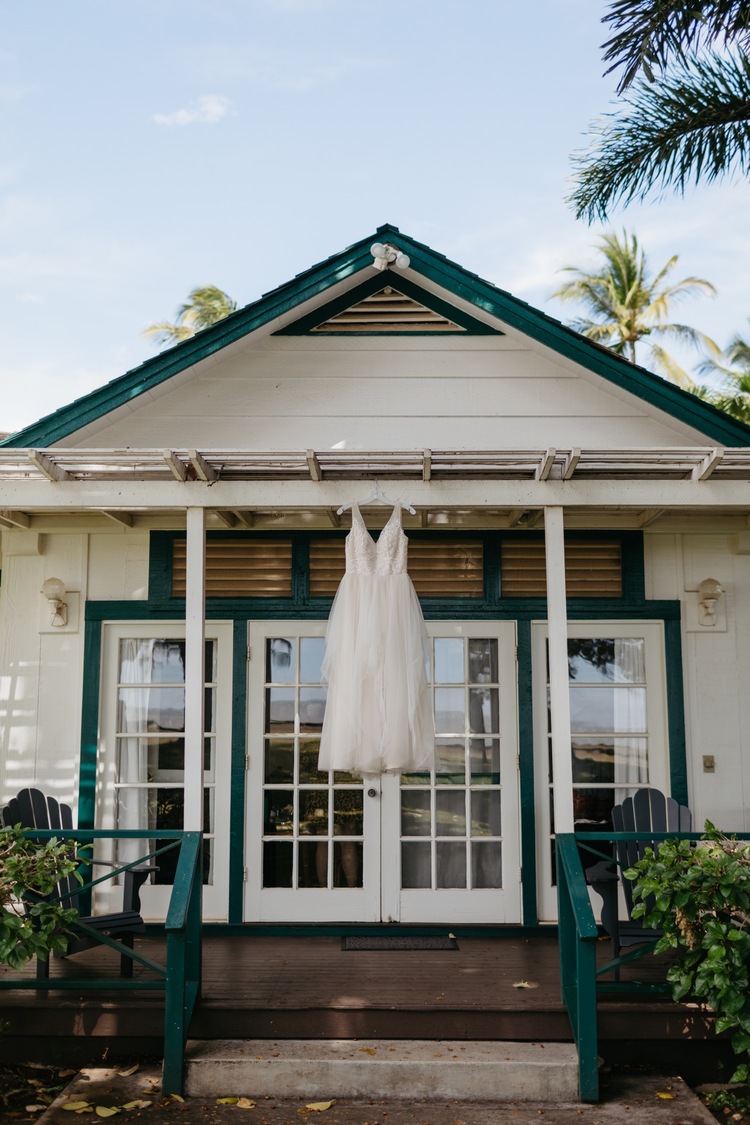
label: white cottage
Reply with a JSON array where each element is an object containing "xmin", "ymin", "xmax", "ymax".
[{"xmin": 2, "ymin": 224, "xmax": 749, "ymax": 932}]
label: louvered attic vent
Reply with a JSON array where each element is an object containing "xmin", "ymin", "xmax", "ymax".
[
  {"xmin": 172, "ymin": 539, "xmax": 293, "ymax": 597},
  {"xmin": 501, "ymin": 540, "xmax": 622, "ymax": 597},
  {"xmin": 311, "ymin": 286, "xmax": 465, "ymax": 333},
  {"xmin": 309, "ymin": 539, "xmax": 483, "ymax": 597}
]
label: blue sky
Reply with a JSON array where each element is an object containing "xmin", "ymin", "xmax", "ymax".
[{"xmin": 2, "ymin": 0, "xmax": 749, "ymax": 434}]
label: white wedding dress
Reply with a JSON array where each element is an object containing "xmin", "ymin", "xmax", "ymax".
[{"xmin": 318, "ymin": 503, "xmax": 435, "ymax": 776}]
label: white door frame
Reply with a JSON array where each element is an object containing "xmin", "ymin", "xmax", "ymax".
[
  {"xmin": 245, "ymin": 619, "xmax": 521, "ymax": 925},
  {"xmin": 532, "ymin": 619, "xmax": 671, "ymax": 922},
  {"xmin": 96, "ymin": 619, "xmax": 233, "ymax": 922}
]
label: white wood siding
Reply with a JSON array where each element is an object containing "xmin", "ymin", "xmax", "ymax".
[
  {"xmin": 0, "ymin": 532, "xmax": 87, "ymax": 808},
  {"xmin": 646, "ymin": 531, "xmax": 750, "ymax": 832},
  {"xmin": 63, "ymin": 337, "xmax": 712, "ymax": 451},
  {"xmin": 87, "ymin": 531, "xmax": 150, "ymax": 600}
]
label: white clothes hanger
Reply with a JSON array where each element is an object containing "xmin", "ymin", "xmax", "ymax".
[{"xmin": 337, "ymin": 484, "xmax": 416, "ymax": 516}]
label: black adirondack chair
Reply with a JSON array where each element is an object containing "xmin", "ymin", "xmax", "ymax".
[
  {"xmin": 1, "ymin": 787, "xmax": 154, "ymax": 979},
  {"xmin": 586, "ymin": 787, "xmax": 692, "ymax": 959}
]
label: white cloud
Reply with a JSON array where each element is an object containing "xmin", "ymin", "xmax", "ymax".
[
  {"xmin": 0, "ymin": 83, "xmax": 33, "ymax": 103},
  {"xmin": 153, "ymin": 94, "xmax": 236, "ymax": 127},
  {"xmin": 195, "ymin": 44, "xmax": 385, "ymax": 92},
  {"xmin": 2, "ymin": 362, "xmax": 114, "ymax": 434}
]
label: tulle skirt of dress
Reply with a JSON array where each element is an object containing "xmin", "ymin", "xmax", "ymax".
[{"xmin": 318, "ymin": 572, "xmax": 435, "ymax": 775}]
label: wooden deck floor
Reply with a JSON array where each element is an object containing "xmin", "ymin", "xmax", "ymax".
[{"xmin": 0, "ymin": 933, "xmax": 716, "ymax": 1063}]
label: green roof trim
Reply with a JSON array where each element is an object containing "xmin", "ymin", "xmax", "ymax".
[
  {"xmin": 4, "ymin": 223, "xmax": 750, "ymax": 448},
  {"xmin": 275, "ymin": 271, "xmax": 502, "ymax": 335}
]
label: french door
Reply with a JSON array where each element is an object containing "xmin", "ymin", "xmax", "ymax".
[
  {"xmin": 96, "ymin": 621, "xmax": 233, "ymax": 921},
  {"xmin": 532, "ymin": 620, "xmax": 670, "ymax": 921},
  {"xmin": 244, "ymin": 620, "xmax": 520, "ymax": 924}
]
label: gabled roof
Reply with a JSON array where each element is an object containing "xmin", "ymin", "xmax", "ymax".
[{"xmin": 4, "ymin": 223, "xmax": 750, "ymax": 448}]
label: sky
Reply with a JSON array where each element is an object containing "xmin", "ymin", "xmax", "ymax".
[{"xmin": 2, "ymin": 0, "xmax": 749, "ymax": 435}]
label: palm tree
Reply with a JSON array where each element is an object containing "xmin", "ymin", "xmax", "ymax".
[
  {"xmin": 569, "ymin": 0, "xmax": 750, "ymax": 221},
  {"xmin": 553, "ymin": 231, "xmax": 718, "ymax": 387},
  {"xmin": 600, "ymin": 0, "xmax": 750, "ymax": 94},
  {"xmin": 144, "ymin": 285, "xmax": 238, "ymax": 347},
  {"xmin": 694, "ymin": 323, "xmax": 750, "ymax": 424}
]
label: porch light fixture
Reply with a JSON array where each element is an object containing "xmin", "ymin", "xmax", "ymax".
[
  {"xmin": 41, "ymin": 577, "xmax": 68, "ymax": 628},
  {"xmin": 370, "ymin": 242, "xmax": 410, "ymax": 271},
  {"xmin": 698, "ymin": 577, "xmax": 724, "ymax": 626}
]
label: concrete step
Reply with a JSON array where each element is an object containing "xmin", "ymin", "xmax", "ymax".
[{"xmin": 183, "ymin": 1039, "xmax": 579, "ymax": 1102}]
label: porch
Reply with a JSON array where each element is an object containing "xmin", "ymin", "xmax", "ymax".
[{"xmin": 0, "ymin": 931, "xmax": 718, "ymax": 1065}]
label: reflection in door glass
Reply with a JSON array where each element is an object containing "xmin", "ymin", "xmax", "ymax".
[
  {"xmin": 546, "ymin": 635, "xmax": 652, "ymax": 883},
  {"xmin": 436, "ymin": 790, "xmax": 466, "ymax": 836},
  {"xmin": 400, "ymin": 635, "xmax": 503, "ymax": 891},
  {"xmin": 114, "ymin": 637, "xmax": 217, "ymax": 885},
  {"xmin": 434, "ymin": 638, "xmax": 464, "ymax": 683},
  {"xmin": 267, "ymin": 638, "xmax": 296, "ymax": 683},
  {"xmin": 261, "ymin": 633, "xmax": 364, "ymax": 890},
  {"xmin": 300, "ymin": 637, "xmax": 326, "ymax": 683}
]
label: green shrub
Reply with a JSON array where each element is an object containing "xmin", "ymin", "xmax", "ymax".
[
  {"xmin": 0, "ymin": 825, "xmax": 82, "ymax": 970},
  {"xmin": 626, "ymin": 821, "xmax": 750, "ymax": 1082}
]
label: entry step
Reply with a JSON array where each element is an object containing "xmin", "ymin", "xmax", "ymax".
[{"xmin": 184, "ymin": 1039, "xmax": 579, "ymax": 1102}]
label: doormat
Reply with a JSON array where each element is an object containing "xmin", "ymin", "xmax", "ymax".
[{"xmin": 341, "ymin": 936, "xmax": 459, "ymax": 951}]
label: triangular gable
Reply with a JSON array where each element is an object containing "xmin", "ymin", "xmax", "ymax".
[
  {"xmin": 4, "ymin": 223, "xmax": 750, "ymax": 448},
  {"xmin": 275, "ymin": 272, "xmax": 500, "ymax": 335}
]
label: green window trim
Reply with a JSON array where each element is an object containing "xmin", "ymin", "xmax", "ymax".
[
  {"xmin": 148, "ymin": 529, "xmax": 647, "ymax": 614},
  {"xmin": 77, "ymin": 526, "xmax": 685, "ymax": 930}
]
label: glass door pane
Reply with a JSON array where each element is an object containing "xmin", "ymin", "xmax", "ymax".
[
  {"xmin": 391, "ymin": 622, "xmax": 520, "ymax": 924},
  {"xmin": 261, "ymin": 634, "xmax": 364, "ymax": 891},
  {"xmin": 246, "ymin": 621, "xmax": 379, "ymax": 922},
  {"xmin": 533, "ymin": 621, "xmax": 670, "ymax": 922},
  {"xmin": 114, "ymin": 638, "xmax": 217, "ymax": 885},
  {"xmin": 97, "ymin": 622, "xmax": 233, "ymax": 922}
]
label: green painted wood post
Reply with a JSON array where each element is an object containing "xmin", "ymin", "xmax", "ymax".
[
  {"xmin": 575, "ymin": 933, "xmax": 599, "ymax": 1102},
  {"xmin": 163, "ymin": 929, "xmax": 186, "ymax": 1096},
  {"xmin": 557, "ymin": 834, "xmax": 600, "ymax": 1102}
]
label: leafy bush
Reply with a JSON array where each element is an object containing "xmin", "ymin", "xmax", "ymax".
[
  {"xmin": 0, "ymin": 825, "xmax": 82, "ymax": 970},
  {"xmin": 626, "ymin": 821, "xmax": 750, "ymax": 1082}
]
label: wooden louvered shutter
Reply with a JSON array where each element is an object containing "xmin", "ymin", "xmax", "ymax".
[
  {"xmin": 500, "ymin": 539, "xmax": 622, "ymax": 597},
  {"xmin": 172, "ymin": 539, "xmax": 293, "ymax": 597},
  {"xmin": 309, "ymin": 538, "xmax": 484, "ymax": 597}
]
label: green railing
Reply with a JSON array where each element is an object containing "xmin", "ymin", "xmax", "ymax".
[
  {"xmin": 0, "ymin": 828, "xmax": 203, "ymax": 1095},
  {"xmin": 556, "ymin": 833, "xmax": 600, "ymax": 1102},
  {"xmin": 558, "ymin": 829, "xmax": 750, "ymax": 1102}
]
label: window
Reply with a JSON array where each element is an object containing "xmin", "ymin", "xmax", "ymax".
[{"xmin": 97, "ymin": 622, "xmax": 233, "ymax": 921}]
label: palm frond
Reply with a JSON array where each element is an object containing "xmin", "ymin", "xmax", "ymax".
[
  {"xmin": 569, "ymin": 48, "xmax": 750, "ymax": 222},
  {"xmin": 725, "ymin": 330, "xmax": 750, "ymax": 367},
  {"xmin": 144, "ymin": 285, "xmax": 238, "ymax": 349},
  {"xmin": 602, "ymin": 0, "xmax": 750, "ymax": 91},
  {"xmin": 651, "ymin": 322, "xmax": 720, "ymax": 354},
  {"xmin": 692, "ymin": 372, "xmax": 750, "ymax": 422},
  {"xmin": 647, "ymin": 342, "xmax": 696, "ymax": 387},
  {"xmin": 141, "ymin": 321, "xmax": 195, "ymax": 346}
]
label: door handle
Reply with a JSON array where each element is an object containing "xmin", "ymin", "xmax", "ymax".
[{"xmin": 367, "ymin": 788, "xmax": 378, "ymax": 798}]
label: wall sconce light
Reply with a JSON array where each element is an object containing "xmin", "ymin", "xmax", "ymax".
[
  {"xmin": 370, "ymin": 242, "xmax": 411, "ymax": 271},
  {"xmin": 698, "ymin": 577, "xmax": 724, "ymax": 626},
  {"xmin": 41, "ymin": 577, "xmax": 68, "ymax": 628}
]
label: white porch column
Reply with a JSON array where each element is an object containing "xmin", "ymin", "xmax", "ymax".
[
  {"xmin": 184, "ymin": 506, "xmax": 206, "ymax": 831},
  {"xmin": 544, "ymin": 506, "xmax": 575, "ymax": 835}
]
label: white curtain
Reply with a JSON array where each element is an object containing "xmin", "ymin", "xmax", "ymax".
[
  {"xmin": 117, "ymin": 639, "xmax": 156, "ymax": 866},
  {"xmin": 613, "ymin": 638, "xmax": 648, "ymax": 787}
]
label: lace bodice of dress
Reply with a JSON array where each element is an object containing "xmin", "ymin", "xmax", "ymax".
[{"xmin": 346, "ymin": 503, "xmax": 408, "ymax": 576}]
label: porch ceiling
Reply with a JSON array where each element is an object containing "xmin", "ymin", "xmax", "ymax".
[{"xmin": 1, "ymin": 446, "xmax": 750, "ymax": 530}]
